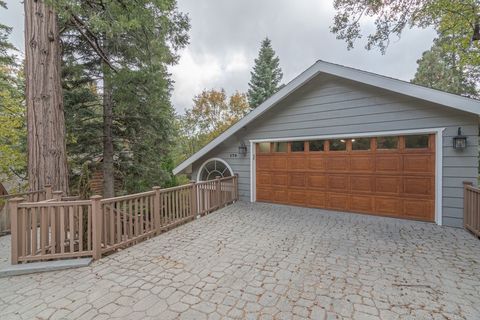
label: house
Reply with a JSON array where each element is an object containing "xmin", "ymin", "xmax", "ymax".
[{"xmin": 173, "ymin": 60, "xmax": 480, "ymax": 228}]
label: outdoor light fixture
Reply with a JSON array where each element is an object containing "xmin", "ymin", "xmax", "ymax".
[
  {"xmin": 453, "ymin": 127, "xmax": 467, "ymax": 150},
  {"xmin": 238, "ymin": 142, "xmax": 247, "ymax": 156}
]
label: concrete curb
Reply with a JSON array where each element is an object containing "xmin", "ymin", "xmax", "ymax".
[{"xmin": 0, "ymin": 258, "xmax": 92, "ymax": 278}]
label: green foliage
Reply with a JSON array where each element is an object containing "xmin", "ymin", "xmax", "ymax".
[
  {"xmin": 412, "ymin": 35, "xmax": 479, "ymax": 98},
  {"xmin": 176, "ymin": 89, "xmax": 250, "ymax": 163},
  {"xmin": 247, "ymin": 38, "xmax": 283, "ymax": 108},
  {"xmin": 330, "ymin": 0, "xmax": 480, "ymax": 65},
  {"xmin": 0, "ymin": 4, "xmax": 26, "ymax": 186},
  {"xmin": 54, "ymin": 0, "xmax": 190, "ymax": 192}
]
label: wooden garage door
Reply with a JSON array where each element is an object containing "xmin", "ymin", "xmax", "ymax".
[{"xmin": 256, "ymin": 135, "xmax": 435, "ymax": 221}]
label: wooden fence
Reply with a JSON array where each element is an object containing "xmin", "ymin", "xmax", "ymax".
[
  {"xmin": 464, "ymin": 181, "xmax": 480, "ymax": 238},
  {"xmin": 9, "ymin": 176, "xmax": 238, "ymax": 264},
  {"xmin": 0, "ymin": 186, "xmax": 52, "ymax": 236}
]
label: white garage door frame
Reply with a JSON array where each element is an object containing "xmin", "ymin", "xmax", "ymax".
[{"xmin": 250, "ymin": 127, "xmax": 445, "ymax": 225}]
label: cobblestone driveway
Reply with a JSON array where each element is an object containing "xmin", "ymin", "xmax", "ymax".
[{"xmin": 1, "ymin": 202, "xmax": 480, "ymax": 320}]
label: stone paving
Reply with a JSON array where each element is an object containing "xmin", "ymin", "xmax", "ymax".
[{"xmin": 1, "ymin": 201, "xmax": 480, "ymax": 320}]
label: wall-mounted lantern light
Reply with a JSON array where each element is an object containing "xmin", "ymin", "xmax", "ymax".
[
  {"xmin": 453, "ymin": 127, "xmax": 467, "ymax": 150},
  {"xmin": 238, "ymin": 142, "xmax": 247, "ymax": 156}
]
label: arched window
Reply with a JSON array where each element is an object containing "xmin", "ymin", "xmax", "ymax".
[{"xmin": 197, "ymin": 158, "xmax": 233, "ymax": 181}]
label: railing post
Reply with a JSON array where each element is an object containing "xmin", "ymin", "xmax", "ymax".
[
  {"xmin": 9, "ymin": 197, "xmax": 23, "ymax": 265},
  {"xmin": 52, "ymin": 191, "xmax": 63, "ymax": 252},
  {"xmin": 91, "ymin": 195, "xmax": 103, "ymax": 260},
  {"xmin": 190, "ymin": 181, "xmax": 197, "ymax": 217},
  {"xmin": 234, "ymin": 174, "xmax": 239, "ymax": 201},
  {"xmin": 463, "ymin": 181, "xmax": 473, "ymax": 229},
  {"xmin": 153, "ymin": 186, "xmax": 162, "ymax": 234},
  {"xmin": 215, "ymin": 176, "xmax": 221, "ymax": 209},
  {"xmin": 44, "ymin": 185, "xmax": 52, "ymax": 201},
  {"xmin": 52, "ymin": 191, "xmax": 63, "ymax": 201}
]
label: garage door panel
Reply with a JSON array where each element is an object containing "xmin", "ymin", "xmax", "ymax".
[
  {"xmin": 256, "ymin": 156, "xmax": 271, "ymax": 171},
  {"xmin": 350, "ymin": 156, "xmax": 374, "ymax": 172},
  {"xmin": 376, "ymin": 155, "xmax": 402, "ymax": 172},
  {"xmin": 272, "ymin": 157, "xmax": 287, "ymax": 170},
  {"xmin": 349, "ymin": 195, "xmax": 374, "ymax": 213},
  {"xmin": 350, "ymin": 176, "xmax": 374, "ymax": 193},
  {"xmin": 374, "ymin": 197, "xmax": 402, "ymax": 215},
  {"xmin": 327, "ymin": 175, "xmax": 349, "ymax": 191},
  {"xmin": 308, "ymin": 156, "xmax": 326, "ymax": 171},
  {"xmin": 403, "ymin": 177, "xmax": 434, "ymax": 197},
  {"xmin": 403, "ymin": 199, "xmax": 433, "ymax": 220},
  {"xmin": 306, "ymin": 191, "xmax": 326, "ymax": 208},
  {"xmin": 403, "ymin": 155, "xmax": 434, "ymax": 173},
  {"xmin": 375, "ymin": 176, "xmax": 402, "ymax": 195},
  {"xmin": 256, "ymin": 188, "xmax": 273, "ymax": 202},
  {"xmin": 272, "ymin": 174, "xmax": 288, "ymax": 187},
  {"xmin": 288, "ymin": 190, "xmax": 306, "ymax": 205},
  {"xmin": 257, "ymin": 173, "xmax": 271, "ymax": 186},
  {"xmin": 326, "ymin": 156, "xmax": 348, "ymax": 171},
  {"xmin": 307, "ymin": 174, "xmax": 327, "ymax": 189},
  {"xmin": 288, "ymin": 173, "xmax": 306, "ymax": 187},
  {"xmin": 327, "ymin": 193, "xmax": 348, "ymax": 210},
  {"xmin": 274, "ymin": 189, "xmax": 288, "ymax": 202},
  {"xmin": 288, "ymin": 157, "xmax": 307, "ymax": 170}
]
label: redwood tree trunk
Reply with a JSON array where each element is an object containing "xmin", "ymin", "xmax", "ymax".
[
  {"xmin": 24, "ymin": 0, "xmax": 69, "ymax": 193},
  {"xmin": 102, "ymin": 67, "xmax": 115, "ymax": 198}
]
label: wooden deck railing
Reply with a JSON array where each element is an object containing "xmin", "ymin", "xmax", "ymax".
[
  {"xmin": 464, "ymin": 181, "xmax": 480, "ymax": 238},
  {"xmin": 9, "ymin": 175, "xmax": 238, "ymax": 264},
  {"xmin": 0, "ymin": 186, "xmax": 52, "ymax": 236}
]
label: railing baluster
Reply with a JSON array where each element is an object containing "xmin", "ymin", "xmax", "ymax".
[
  {"xmin": 69, "ymin": 206, "xmax": 74, "ymax": 253},
  {"xmin": 87, "ymin": 204, "xmax": 92, "ymax": 251},
  {"xmin": 32, "ymin": 207, "xmax": 37, "ymax": 256}
]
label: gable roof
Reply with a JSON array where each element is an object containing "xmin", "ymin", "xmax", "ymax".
[{"xmin": 173, "ymin": 60, "xmax": 480, "ymax": 175}]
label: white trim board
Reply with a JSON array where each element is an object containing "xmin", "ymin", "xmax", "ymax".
[
  {"xmin": 249, "ymin": 128, "xmax": 445, "ymax": 225},
  {"xmin": 173, "ymin": 60, "xmax": 480, "ymax": 175}
]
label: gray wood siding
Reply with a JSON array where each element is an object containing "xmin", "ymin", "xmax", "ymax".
[{"xmin": 191, "ymin": 75, "xmax": 479, "ymax": 228}]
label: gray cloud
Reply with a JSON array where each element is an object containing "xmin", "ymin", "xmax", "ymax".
[
  {"xmin": 170, "ymin": 0, "xmax": 436, "ymax": 113},
  {"xmin": 2, "ymin": 0, "xmax": 436, "ymax": 114}
]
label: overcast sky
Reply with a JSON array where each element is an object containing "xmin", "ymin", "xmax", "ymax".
[{"xmin": 3, "ymin": 0, "xmax": 436, "ymax": 114}]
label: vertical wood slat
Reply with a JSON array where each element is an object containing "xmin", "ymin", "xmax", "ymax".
[
  {"xmin": 60, "ymin": 206, "xmax": 65, "ymax": 253},
  {"xmin": 25, "ymin": 208, "xmax": 31, "ymax": 256},
  {"xmin": 140, "ymin": 197, "xmax": 144, "ymax": 235},
  {"xmin": 79, "ymin": 206, "xmax": 83, "ymax": 252},
  {"xmin": 91, "ymin": 196, "xmax": 102, "ymax": 260},
  {"xmin": 32, "ymin": 207, "xmax": 37, "ymax": 256},
  {"xmin": 122, "ymin": 201, "xmax": 127, "ymax": 241},
  {"xmin": 88, "ymin": 205, "xmax": 92, "ymax": 251},
  {"xmin": 116, "ymin": 202, "xmax": 121, "ymax": 243},
  {"xmin": 40, "ymin": 207, "xmax": 46, "ymax": 255},
  {"xmin": 69, "ymin": 206, "xmax": 74, "ymax": 253},
  {"xmin": 50, "ymin": 206, "xmax": 56, "ymax": 254}
]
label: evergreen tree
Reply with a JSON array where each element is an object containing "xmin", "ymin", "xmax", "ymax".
[
  {"xmin": 247, "ymin": 38, "xmax": 283, "ymax": 108},
  {"xmin": 412, "ymin": 34, "xmax": 479, "ymax": 98},
  {"xmin": 53, "ymin": 0, "xmax": 190, "ymax": 195},
  {"xmin": 0, "ymin": 2, "xmax": 26, "ymax": 186}
]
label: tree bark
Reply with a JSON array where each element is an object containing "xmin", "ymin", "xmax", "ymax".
[
  {"xmin": 102, "ymin": 65, "xmax": 115, "ymax": 198},
  {"xmin": 24, "ymin": 0, "xmax": 69, "ymax": 193}
]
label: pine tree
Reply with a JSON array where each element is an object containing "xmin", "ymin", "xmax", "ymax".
[
  {"xmin": 0, "ymin": 3, "xmax": 26, "ymax": 185},
  {"xmin": 54, "ymin": 0, "xmax": 190, "ymax": 195},
  {"xmin": 412, "ymin": 34, "xmax": 479, "ymax": 98},
  {"xmin": 247, "ymin": 38, "xmax": 283, "ymax": 108}
]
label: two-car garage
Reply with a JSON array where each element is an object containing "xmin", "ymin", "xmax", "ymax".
[{"xmin": 255, "ymin": 134, "xmax": 436, "ymax": 222}]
